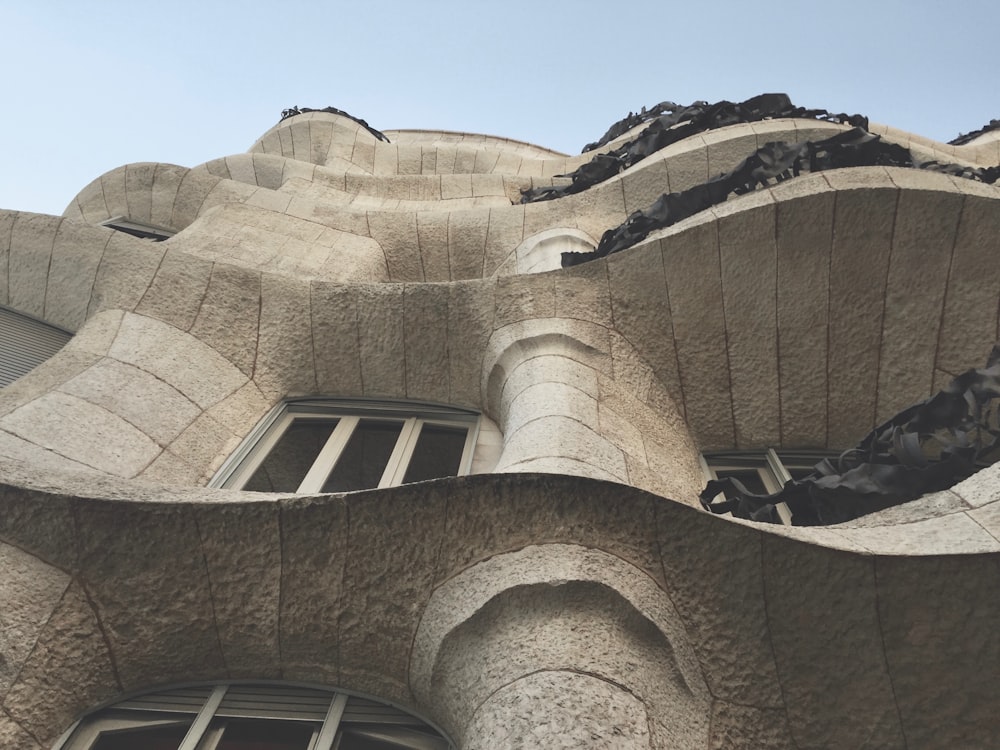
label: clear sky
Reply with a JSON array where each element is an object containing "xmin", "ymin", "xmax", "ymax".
[{"xmin": 2, "ymin": 0, "xmax": 997, "ymax": 216}]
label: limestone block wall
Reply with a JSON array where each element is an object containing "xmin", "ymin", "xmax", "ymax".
[{"xmin": 0, "ymin": 107, "xmax": 998, "ymax": 748}]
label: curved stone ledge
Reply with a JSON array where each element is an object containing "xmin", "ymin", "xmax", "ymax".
[{"xmin": 0, "ymin": 470, "xmax": 997, "ymax": 747}]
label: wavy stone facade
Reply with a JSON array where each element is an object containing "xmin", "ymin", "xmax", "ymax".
[{"xmin": 1, "ymin": 107, "xmax": 999, "ymax": 748}]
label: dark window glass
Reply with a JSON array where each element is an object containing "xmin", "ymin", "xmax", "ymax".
[
  {"xmin": 337, "ymin": 725, "xmax": 448, "ymax": 750},
  {"xmin": 212, "ymin": 718, "xmax": 316, "ymax": 750},
  {"xmin": 402, "ymin": 424, "xmax": 468, "ymax": 484},
  {"xmin": 244, "ymin": 419, "xmax": 339, "ymax": 492},
  {"xmin": 92, "ymin": 723, "xmax": 190, "ymax": 750},
  {"xmin": 321, "ymin": 419, "xmax": 404, "ymax": 492}
]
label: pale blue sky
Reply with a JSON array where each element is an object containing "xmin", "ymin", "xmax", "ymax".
[{"xmin": 2, "ymin": 0, "xmax": 996, "ymax": 216}]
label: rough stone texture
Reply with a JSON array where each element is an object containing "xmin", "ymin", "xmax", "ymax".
[
  {"xmin": 825, "ymin": 170, "xmax": 897, "ymax": 447},
  {"xmin": 338, "ymin": 481, "xmax": 448, "ymax": 705},
  {"xmin": 278, "ymin": 494, "xmax": 348, "ymax": 683},
  {"xmin": 463, "ymin": 671, "xmax": 652, "ymax": 750},
  {"xmin": 356, "ymin": 284, "xmax": 406, "ymax": 398},
  {"xmin": 74, "ymin": 500, "xmax": 226, "ymax": 690},
  {"xmin": 135, "ymin": 248, "xmax": 213, "ymax": 331},
  {"xmin": 709, "ymin": 702, "xmax": 793, "ymax": 750},
  {"xmin": 772, "ymin": 179, "xmax": 834, "ymax": 448},
  {"xmin": 253, "ymin": 273, "xmax": 316, "ymax": 398},
  {"xmin": 403, "ymin": 284, "xmax": 449, "ymax": 402},
  {"xmin": 660, "ymin": 219, "xmax": 735, "ymax": 450},
  {"xmin": 109, "ymin": 312, "xmax": 248, "ymax": 409},
  {"xmin": 192, "ymin": 502, "xmax": 282, "ymax": 678},
  {"xmin": 189, "ymin": 262, "xmax": 261, "ymax": 376},
  {"xmin": 1, "ymin": 584, "xmax": 120, "ymax": 747},
  {"xmin": 876, "ymin": 555, "xmax": 1000, "ymax": 748},
  {"xmin": 0, "ymin": 544, "xmax": 70, "ymax": 696},
  {"xmin": 310, "ymin": 282, "xmax": 364, "ymax": 396},
  {"xmin": 8, "ymin": 213, "xmax": 59, "ymax": 320},
  {"xmin": 45, "ymin": 220, "xmax": 108, "ymax": 332},
  {"xmin": 58, "ymin": 358, "xmax": 201, "ymax": 446},
  {"xmin": 606, "ymin": 244, "xmax": 684, "ymax": 418},
  {"xmin": 656, "ymin": 506, "xmax": 784, "ymax": 708},
  {"xmin": 876, "ymin": 170, "xmax": 961, "ymax": 422},
  {"xmin": 761, "ymin": 538, "xmax": 905, "ymax": 748},
  {"xmin": 716, "ymin": 194, "xmax": 780, "ymax": 448},
  {"xmin": 87, "ymin": 232, "xmax": 164, "ymax": 316},
  {"xmin": 0, "ymin": 709, "xmax": 42, "ymax": 750},
  {"xmin": 0, "ymin": 391, "xmax": 161, "ymax": 476}
]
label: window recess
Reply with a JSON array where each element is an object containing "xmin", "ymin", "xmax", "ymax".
[
  {"xmin": 56, "ymin": 683, "xmax": 452, "ymax": 750},
  {"xmin": 701, "ymin": 449, "xmax": 836, "ymax": 526},
  {"xmin": 99, "ymin": 217, "xmax": 174, "ymax": 241},
  {"xmin": 211, "ymin": 399, "xmax": 480, "ymax": 493}
]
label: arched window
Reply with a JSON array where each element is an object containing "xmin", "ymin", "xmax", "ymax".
[
  {"xmin": 57, "ymin": 683, "xmax": 451, "ymax": 750},
  {"xmin": 211, "ymin": 399, "xmax": 480, "ymax": 493}
]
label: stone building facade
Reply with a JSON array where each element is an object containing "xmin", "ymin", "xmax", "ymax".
[{"xmin": 1, "ymin": 105, "xmax": 999, "ymax": 748}]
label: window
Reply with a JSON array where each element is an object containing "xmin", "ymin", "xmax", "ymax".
[
  {"xmin": 701, "ymin": 449, "xmax": 834, "ymax": 526},
  {"xmin": 0, "ymin": 305, "xmax": 72, "ymax": 387},
  {"xmin": 212, "ymin": 399, "xmax": 479, "ymax": 493},
  {"xmin": 57, "ymin": 683, "xmax": 452, "ymax": 750},
  {"xmin": 99, "ymin": 216, "xmax": 174, "ymax": 241}
]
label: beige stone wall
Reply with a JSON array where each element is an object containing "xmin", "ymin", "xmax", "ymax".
[{"xmin": 0, "ymin": 108, "xmax": 998, "ymax": 748}]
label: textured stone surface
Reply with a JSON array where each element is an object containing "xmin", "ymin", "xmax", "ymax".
[
  {"xmin": 762, "ymin": 537, "xmax": 905, "ymax": 748},
  {"xmin": 463, "ymin": 671, "xmax": 652, "ymax": 750},
  {"xmin": 709, "ymin": 702, "xmax": 793, "ymax": 750},
  {"xmin": 0, "ymin": 544, "xmax": 70, "ymax": 696},
  {"xmin": 1, "ymin": 583, "xmax": 119, "ymax": 747},
  {"xmin": 876, "ymin": 171, "xmax": 961, "ymax": 421},
  {"xmin": 772, "ymin": 180, "xmax": 834, "ymax": 447},
  {"xmin": 74, "ymin": 501, "xmax": 226, "ymax": 689},
  {"xmin": 0, "ymin": 709, "xmax": 41, "ymax": 750},
  {"xmin": 876, "ymin": 555, "xmax": 1000, "ymax": 748},
  {"xmin": 0, "ymin": 391, "xmax": 161, "ymax": 476},
  {"xmin": 716, "ymin": 195, "xmax": 780, "ymax": 448},
  {"xmin": 189, "ymin": 262, "xmax": 261, "ymax": 376},
  {"xmin": 338, "ymin": 482, "xmax": 448, "ymax": 705},
  {"xmin": 254, "ymin": 273, "xmax": 316, "ymax": 398},
  {"xmin": 58, "ymin": 358, "xmax": 201, "ymax": 446},
  {"xmin": 278, "ymin": 495, "xmax": 348, "ymax": 682},
  {"xmin": 192, "ymin": 501, "xmax": 282, "ymax": 677},
  {"xmin": 135, "ymin": 248, "xmax": 213, "ymax": 330},
  {"xmin": 660, "ymin": 220, "xmax": 735, "ymax": 449},
  {"xmin": 656, "ymin": 506, "xmax": 784, "ymax": 707},
  {"xmin": 45, "ymin": 220, "xmax": 108, "ymax": 332},
  {"xmin": 8, "ymin": 213, "xmax": 59, "ymax": 319},
  {"xmin": 109, "ymin": 312, "xmax": 248, "ymax": 409},
  {"xmin": 356, "ymin": 284, "xmax": 405, "ymax": 398}
]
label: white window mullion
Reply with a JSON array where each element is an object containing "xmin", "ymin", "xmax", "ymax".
[
  {"xmin": 298, "ymin": 417, "xmax": 360, "ymax": 493},
  {"xmin": 222, "ymin": 413, "xmax": 296, "ymax": 489},
  {"xmin": 177, "ymin": 684, "xmax": 228, "ymax": 750},
  {"xmin": 379, "ymin": 418, "xmax": 420, "ymax": 488},
  {"xmin": 765, "ymin": 448, "xmax": 794, "ymax": 526},
  {"xmin": 313, "ymin": 693, "xmax": 349, "ymax": 750}
]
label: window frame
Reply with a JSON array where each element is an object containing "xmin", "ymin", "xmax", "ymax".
[
  {"xmin": 99, "ymin": 216, "xmax": 174, "ymax": 241},
  {"xmin": 56, "ymin": 682, "xmax": 452, "ymax": 750},
  {"xmin": 701, "ymin": 449, "xmax": 835, "ymax": 526},
  {"xmin": 211, "ymin": 398, "xmax": 480, "ymax": 493}
]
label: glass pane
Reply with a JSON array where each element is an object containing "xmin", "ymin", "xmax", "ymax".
[
  {"xmin": 321, "ymin": 419, "xmax": 404, "ymax": 492},
  {"xmin": 244, "ymin": 419, "xmax": 339, "ymax": 492},
  {"xmin": 714, "ymin": 468, "xmax": 770, "ymax": 495},
  {"xmin": 211, "ymin": 718, "xmax": 316, "ymax": 750},
  {"xmin": 337, "ymin": 725, "xmax": 449, "ymax": 750},
  {"xmin": 92, "ymin": 723, "xmax": 190, "ymax": 750},
  {"xmin": 402, "ymin": 425, "xmax": 468, "ymax": 484}
]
